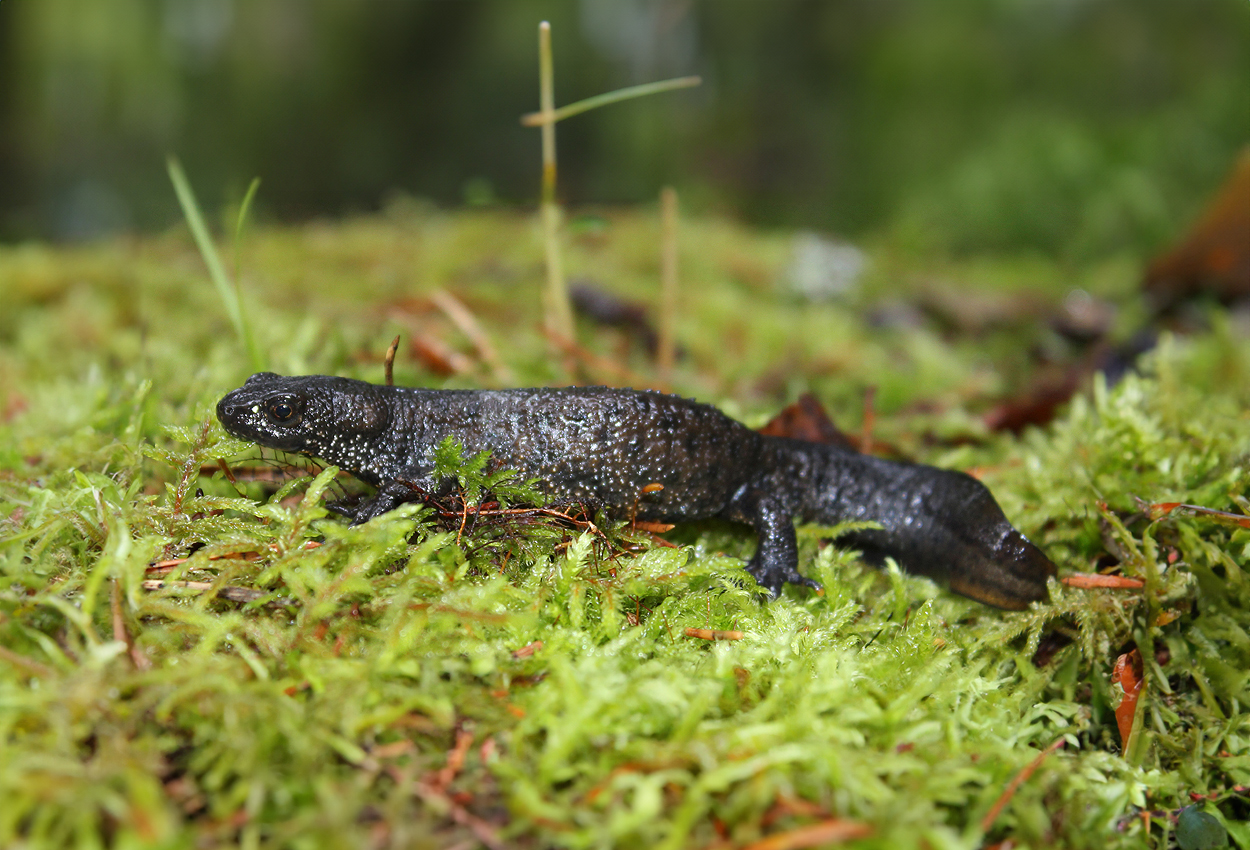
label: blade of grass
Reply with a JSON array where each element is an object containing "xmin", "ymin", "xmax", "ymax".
[
  {"xmin": 233, "ymin": 176, "xmax": 262, "ymax": 278},
  {"xmin": 167, "ymin": 156, "xmax": 265, "ymax": 372},
  {"xmin": 520, "ymin": 76, "xmax": 702, "ymax": 127}
]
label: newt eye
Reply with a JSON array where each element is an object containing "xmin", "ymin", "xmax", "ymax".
[{"xmin": 267, "ymin": 398, "xmax": 299, "ymax": 424}]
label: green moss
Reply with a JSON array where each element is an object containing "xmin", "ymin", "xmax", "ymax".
[{"xmin": 1, "ymin": 210, "xmax": 1247, "ymax": 848}]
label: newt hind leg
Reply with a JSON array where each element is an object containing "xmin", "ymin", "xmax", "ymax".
[{"xmin": 744, "ymin": 497, "xmax": 821, "ymax": 595}]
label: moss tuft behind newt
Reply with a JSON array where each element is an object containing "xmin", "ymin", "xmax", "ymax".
[{"xmin": 217, "ymin": 372, "xmax": 1056, "ymax": 609}]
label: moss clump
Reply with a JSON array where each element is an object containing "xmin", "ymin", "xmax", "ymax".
[{"xmin": 1, "ymin": 209, "xmax": 1247, "ymax": 848}]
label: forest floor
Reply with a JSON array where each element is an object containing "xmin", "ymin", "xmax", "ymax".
[{"xmin": 1, "ymin": 204, "xmax": 1247, "ymax": 849}]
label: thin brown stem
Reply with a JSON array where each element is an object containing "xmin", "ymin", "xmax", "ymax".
[
  {"xmin": 538, "ymin": 22, "xmax": 573, "ymax": 345},
  {"xmin": 385, "ymin": 335, "xmax": 400, "ymax": 386}
]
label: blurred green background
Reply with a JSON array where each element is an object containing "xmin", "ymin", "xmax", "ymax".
[{"xmin": 1, "ymin": 0, "xmax": 1247, "ymax": 259}]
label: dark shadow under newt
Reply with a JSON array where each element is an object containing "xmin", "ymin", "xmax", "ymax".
[{"xmin": 216, "ymin": 373, "xmax": 1056, "ymax": 609}]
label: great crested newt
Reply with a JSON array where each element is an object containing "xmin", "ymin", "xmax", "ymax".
[{"xmin": 217, "ymin": 373, "xmax": 1056, "ymax": 609}]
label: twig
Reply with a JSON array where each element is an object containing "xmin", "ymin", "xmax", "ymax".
[
  {"xmin": 1062, "ymin": 573, "xmax": 1144, "ymax": 589},
  {"xmin": 685, "ymin": 628, "xmax": 744, "ymax": 641},
  {"xmin": 536, "ymin": 21, "xmax": 574, "ymax": 346},
  {"xmin": 215, "ymin": 457, "xmax": 240, "ymax": 489},
  {"xmin": 760, "ymin": 793, "xmax": 829, "ymax": 828},
  {"xmin": 385, "ymin": 335, "xmax": 401, "ymax": 386},
  {"xmin": 412, "ymin": 781, "xmax": 506, "ymax": 850},
  {"xmin": 141, "ymin": 579, "xmax": 274, "ymax": 605},
  {"xmin": 111, "ymin": 578, "xmax": 127, "ymax": 644},
  {"xmin": 1142, "ymin": 500, "xmax": 1250, "ymax": 528},
  {"xmin": 430, "ymin": 291, "xmax": 511, "ymax": 383},
  {"xmin": 456, "ymin": 493, "xmax": 472, "ymax": 547},
  {"xmin": 409, "ymin": 333, "xmax": 475, "ymax": 376},
  {"xmin": 543, "ymin": 327, "xmax": 659, "ymax": 389},
  {"xmin": 0, "ymin": 645, "xmax": 55, "ymax": 678},
  {"xmin": 143, "ymin": 579, "xmax": 213, "ymax": 591},
  {"xmin": 741, "ymin": 819, "xmax": 873, "ymax": 850},
  {"xmin": 111, "ymin": 578, "xmax": 151, "ymax": 669},
  {"xmin": 512, "ymin": 640, "xmax": 543, "ymax": 659},
  {"xmin": 434, "ymin": 728, "xmax": 475, "ymax": 791},
  {"xmin": 1113, "ymin": 650, "xmax": 1144, "ymax": 751},
  {"xmin": 980, "ymin": 738, "xmax": 1066, "ymax": 833},
  {"xmin": 629, "ymin": 482, "xmax": 665, "ymax": 527},
  {"xmin": 204, "ymin": 461, "xmax": 328, "ymax": 483},
  {"xmin": 405, "ymin": 603, "xmax": 511, "ymax": 624},
  {"xmin": 145, "ymin": 541, "xmax": 319, "ymax": 574}
]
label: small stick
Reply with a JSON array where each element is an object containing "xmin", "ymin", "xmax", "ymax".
[
  {"xmin": 1062, "ymin": 573, "xmax": 1144, "ymax": 589},
  {"xmin": 145, "ymin": 542, "xmax": 318, "ymax": 573},
  {"xmin": 0, "ymin": 645, "xmax": 55, "ymax": 678},
  {"xmin": 434, "ymin": 728, "xmax": 475, "ymax": 791},
  {"xmin": 385, "ymin": 335, "xmax": 401, "ymax": 386},
  {"xmin": 537, "ymin": 22, "xmax": 574, "ymax": 346},
  {"xmin": 658, "ymin": 186, "xmax": 679, "ymax": 376},
  {"xmin": 112, "ymin": 580, "xmax": 152, "ymax": 670},
  {"xmin": 980, "ymin": 738, "xmax": 1065, "ymax": 834},
  {"xmin": 215, "ymin": 457, "xmax": 239, "ymax": 486},
  {"xmin": 629, "ymin": 482, "xmax": 665, "ymax": 527},
  {"xmin": 412, "ymin": 782, "xmax": 506, "ymax": 850},
  {"xmin": 543, "ymin": 327, "xmax": 659, "ymax": 390},
  {"xmin": 1143, "ymin": 500, "xmax": 1250, "ymax": 528},
  {"xmin": 410, "ymin": 334, "xmax": 474, "ymax": 376},
  {"xmin": 685, "ymin": 628, "xmax": 744, "ymax": 641},
  {"xmin": 430, "ymin": 290, "xmax": 511, "ymax": 383},
  {"xmin": 511, "ymin": 640, "xmax": 543, "ymax": 659},
  {"xmin": 141, "ymin": 579, "xmax": 273, "ymax": 604},
  {"xmin": 741, "ymin": 819, "xmax": 873, "ymax": 850},
  {"xmin": 456, "ymin": 493, "xmax": 471, "ymax": 547},
  {"xmin": 1113, "ymin": 649, "xmax": 1144, "ymax": 749},
  {"xmin": 111, "ymin": 578, "xmax": 126, "ymax": 641},
  {"xmin": 202, "ymin": 463, "xmax": 329, "ymax": 483},
  {"xmin": 111, "ymin": 578, "xmax": 130, "ymax": 649},
  {"xmin": 143, "ymin": 579, "xmax": 214, "ymax": 591}
]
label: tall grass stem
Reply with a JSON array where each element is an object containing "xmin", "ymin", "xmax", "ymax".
[
  {"xmin": 537, "ymin": 22, "xmax": 574, "ymax": 345},
  {"xmin": 167, "ymin": 157, "xmax": 265, "ymax": 372}
]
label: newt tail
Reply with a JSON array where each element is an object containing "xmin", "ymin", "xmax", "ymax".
[
  {"xmin": 765, "ymin": 440, "xmax": 1056, "ymax": 609},
  {"xmin": 217, "ymin": 373, "xmax": 1056, "ymax": 609}
]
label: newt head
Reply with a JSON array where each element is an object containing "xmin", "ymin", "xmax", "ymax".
[
  {"xmin": 216, "ymin": 372, "xmax": 317, "ymax": 451},
  {"xmin": 948, "ymin": 526, "xmax": 1058, "ymax": 610},
  {"xmin": 216, "ymin": 372, "xmax": 389, "ymax": 458},
  {"xmin": 928, "ymin": 469, "xmax": 1059, "ymax": 610}
]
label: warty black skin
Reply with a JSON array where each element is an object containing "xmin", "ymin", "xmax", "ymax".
[{"xmin": 217, "ymin": 373, "xmax": 1057, "ymax": 609}]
